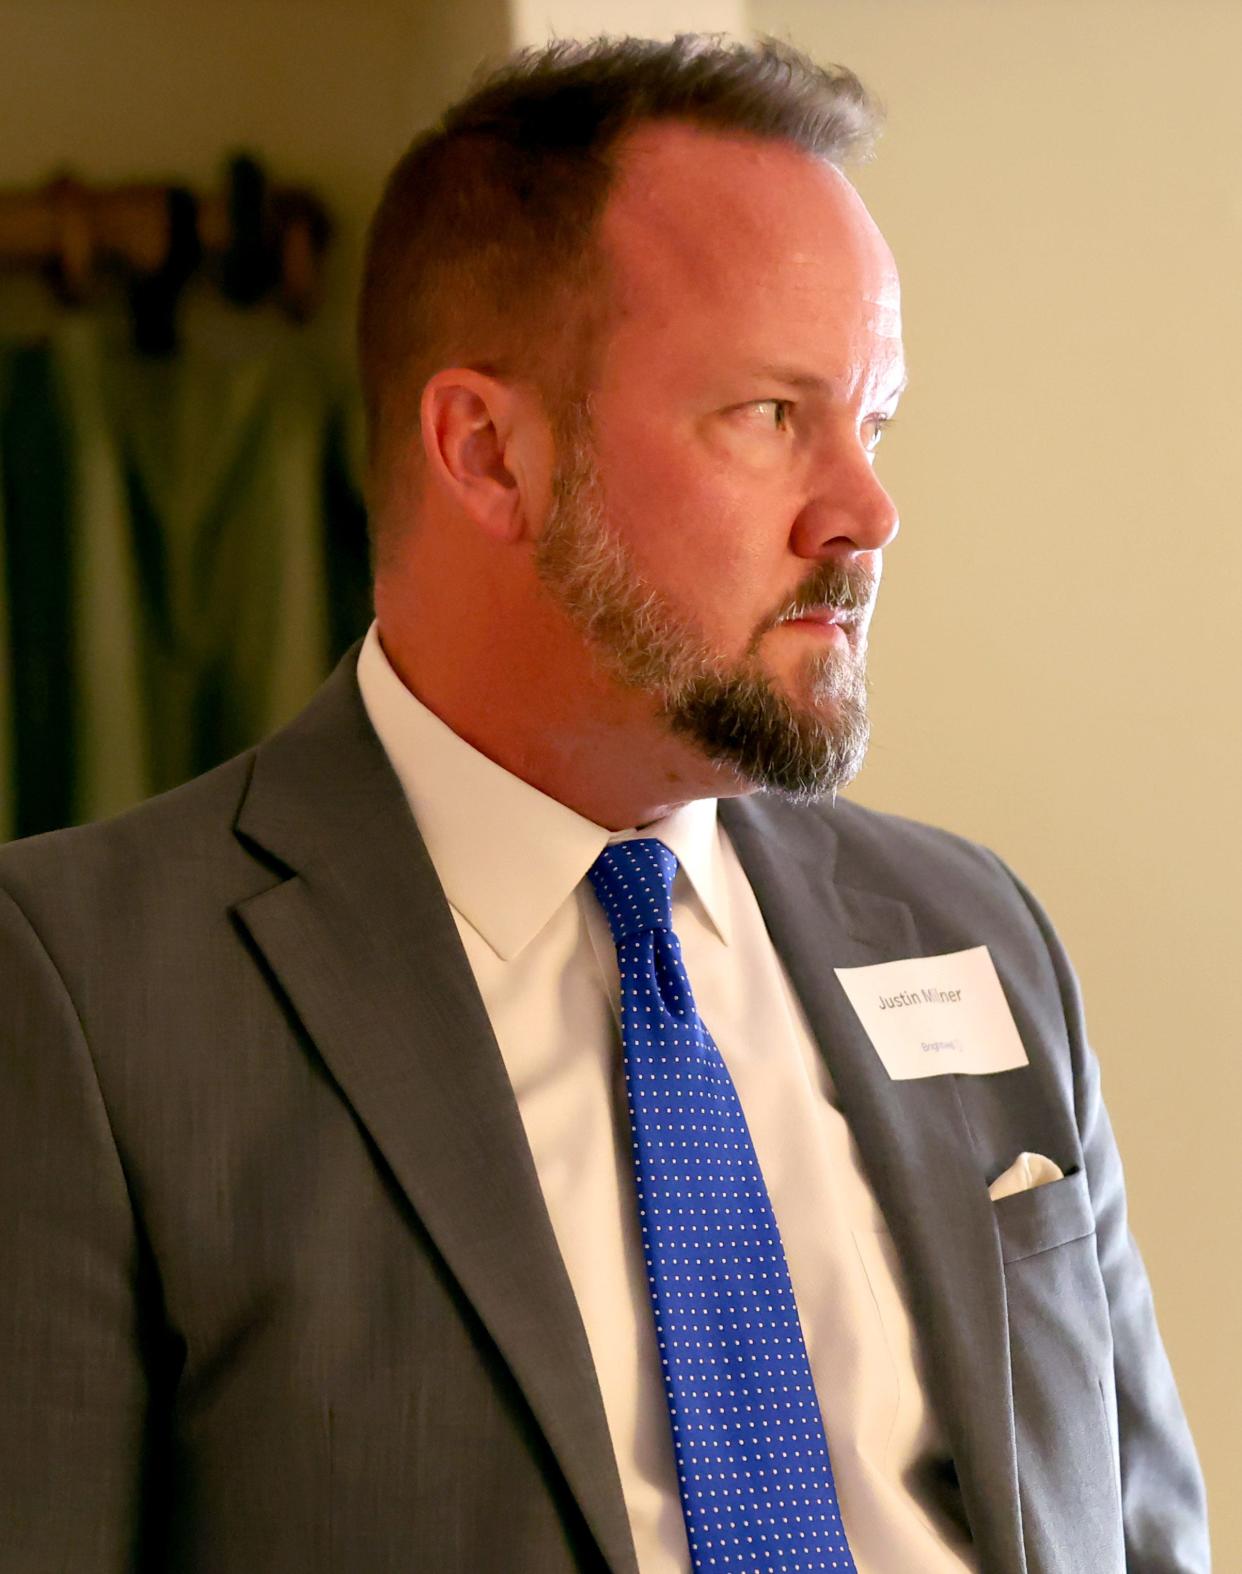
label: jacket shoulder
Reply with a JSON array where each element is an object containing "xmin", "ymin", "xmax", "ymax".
[
  {"xmin": 821, "ymin": 794, "xmax": 1019, "ymax": 909},
  {"xmin": 0, "ymin": 748, "xmax": 269, "ymax": 931},
  {"xmin": 727, "ymin": 788, "xmax": 1052, "ymax": 966}
]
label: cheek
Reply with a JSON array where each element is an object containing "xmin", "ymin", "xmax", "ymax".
[{"xmin": 597, "ymin": 425, "xmax": 773, "ymax": 605}]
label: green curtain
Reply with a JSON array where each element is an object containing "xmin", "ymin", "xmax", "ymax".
[
  {"xmin": 0, "ymin": 372, "xmax": 12, "ymax": 843},
  {"xmin": 0, "ymin": 312, "xmax": 370, "ymax": 841}
]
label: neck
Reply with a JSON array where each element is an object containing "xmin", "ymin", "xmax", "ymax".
[{"xmin": 373, "ymin": 596, "xmax": 749, "ymax": 833}]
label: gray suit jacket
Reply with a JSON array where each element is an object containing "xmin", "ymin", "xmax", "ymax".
[{"xmin": 0, "ymin": 640, "xmax": 1209, "ymax": 1573}]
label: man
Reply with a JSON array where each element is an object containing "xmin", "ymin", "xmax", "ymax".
[{"xmin": 0, "ymin": 33, "xmax": 1209, "ymax": 1574}]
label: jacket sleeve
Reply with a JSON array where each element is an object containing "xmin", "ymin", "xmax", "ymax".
[
  {"xmin": 0, "ymin": 883, "xmax": 153, "ymax": 1570},
  {"xmin": 1000, "ymin": 861, "xmax": 1211, "ymax": 1572}
]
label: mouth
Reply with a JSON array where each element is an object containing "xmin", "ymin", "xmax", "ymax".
[
  {"xmin": 783, "ymin": 606, "xmax": 846, "ymax": 626},
  {"xmin": 777, "ymin": 609, "xmax": 855, "ymax": 650}
]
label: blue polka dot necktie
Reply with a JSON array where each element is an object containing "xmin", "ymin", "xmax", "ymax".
[{"xmin": 588, "ymin": 838, "xmax": 858, "ymax": 1573}]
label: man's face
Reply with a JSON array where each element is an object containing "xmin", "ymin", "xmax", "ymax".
[{"xmin": 533, "ymin": 123, "xmax": 905, "ymax": 804}]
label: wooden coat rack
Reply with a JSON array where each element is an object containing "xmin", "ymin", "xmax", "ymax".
[{"xmin": 0, "ymin": 155, "xmax": 333, "ymax": 353}]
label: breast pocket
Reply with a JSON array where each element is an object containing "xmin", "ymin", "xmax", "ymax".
[
  {"xmin": 991, "ymin": 1166, "xmax": 1095, "ymax": 1263},
  {"xmin": 993, "ymin": 1168, "xmax": 1125, "ymax": 1573}
]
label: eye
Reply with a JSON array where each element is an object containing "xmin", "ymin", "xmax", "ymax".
[
  {"xmin": 749, "ymin": 398, "xmax": 795, "ymax": 433},
  {"xmin": 863, "ymin": 414, "xmax": 894, "ymax": 454}
]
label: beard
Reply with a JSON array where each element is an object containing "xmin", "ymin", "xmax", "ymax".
[{"xmin": 532, "ymin": 403, "xmax": 875, "ymax": 805}]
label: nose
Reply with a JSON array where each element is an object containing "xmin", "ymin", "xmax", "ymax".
[{"xmin": 789, "ymin": 446, "xmax": 900, "ymax": 561}]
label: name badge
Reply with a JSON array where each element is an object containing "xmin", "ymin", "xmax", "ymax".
[{"xmin": 833, "ymin": 945, "xmax": 1029, "ymax": 1081}]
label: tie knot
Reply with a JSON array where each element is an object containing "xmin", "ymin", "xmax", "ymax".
[{"xmin": 587, "ymin": 838, "xmax": 679, "ymax": 946}]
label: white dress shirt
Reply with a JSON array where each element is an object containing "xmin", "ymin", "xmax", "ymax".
[{"xmin": 355, "ymin": 621, "xmax": 977, "ymax": 1574}]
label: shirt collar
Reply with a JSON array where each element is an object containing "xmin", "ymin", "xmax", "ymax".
[{"xmin": 354, "ymin": 621, "xmax": 733, "ymax": 961}]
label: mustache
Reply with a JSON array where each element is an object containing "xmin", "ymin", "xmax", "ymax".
[{"xmin": 776, "ymin": 561, "xmax": 878, "ymax": 626}]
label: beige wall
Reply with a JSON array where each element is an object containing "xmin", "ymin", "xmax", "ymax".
[
  {"xmin": 513, "ymin": 0, "xmax": 743, "ymax": 44},
  {"xmin": 751, "ymin": 0, "xmax": 1239, "ymax": 1559}
]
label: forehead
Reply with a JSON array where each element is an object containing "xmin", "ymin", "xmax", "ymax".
[{"xmin": 597, "ymin": 121, "xmax": 901, "ymax": 377}]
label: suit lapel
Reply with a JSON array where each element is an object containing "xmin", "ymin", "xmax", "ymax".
[
  {"xmin": 232, "ymin": 647, "xmax": 638, "ymax": 1574},
  {"xmin": 720, "ymin": 795, "xmax": 1027, "ymax": 1574}
]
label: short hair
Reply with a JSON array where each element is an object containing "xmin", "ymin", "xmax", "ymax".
[{"xmin": 356, "ymin": 31, "xmax": 881, "ymax": 570}]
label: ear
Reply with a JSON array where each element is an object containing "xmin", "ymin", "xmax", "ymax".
[{"xmin": 420, "ymin": 368, "xmax": 553, "ymax": 544}]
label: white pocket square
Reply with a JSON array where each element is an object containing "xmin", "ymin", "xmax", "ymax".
[{"xmin": 988, "ymin": 1151, "xmax": 1065, "ymax": 1201}]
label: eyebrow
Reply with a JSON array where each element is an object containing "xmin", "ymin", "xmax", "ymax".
[{"xmin": 744, "ymin": 362, "xmax": 909, "ymax": 404}]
